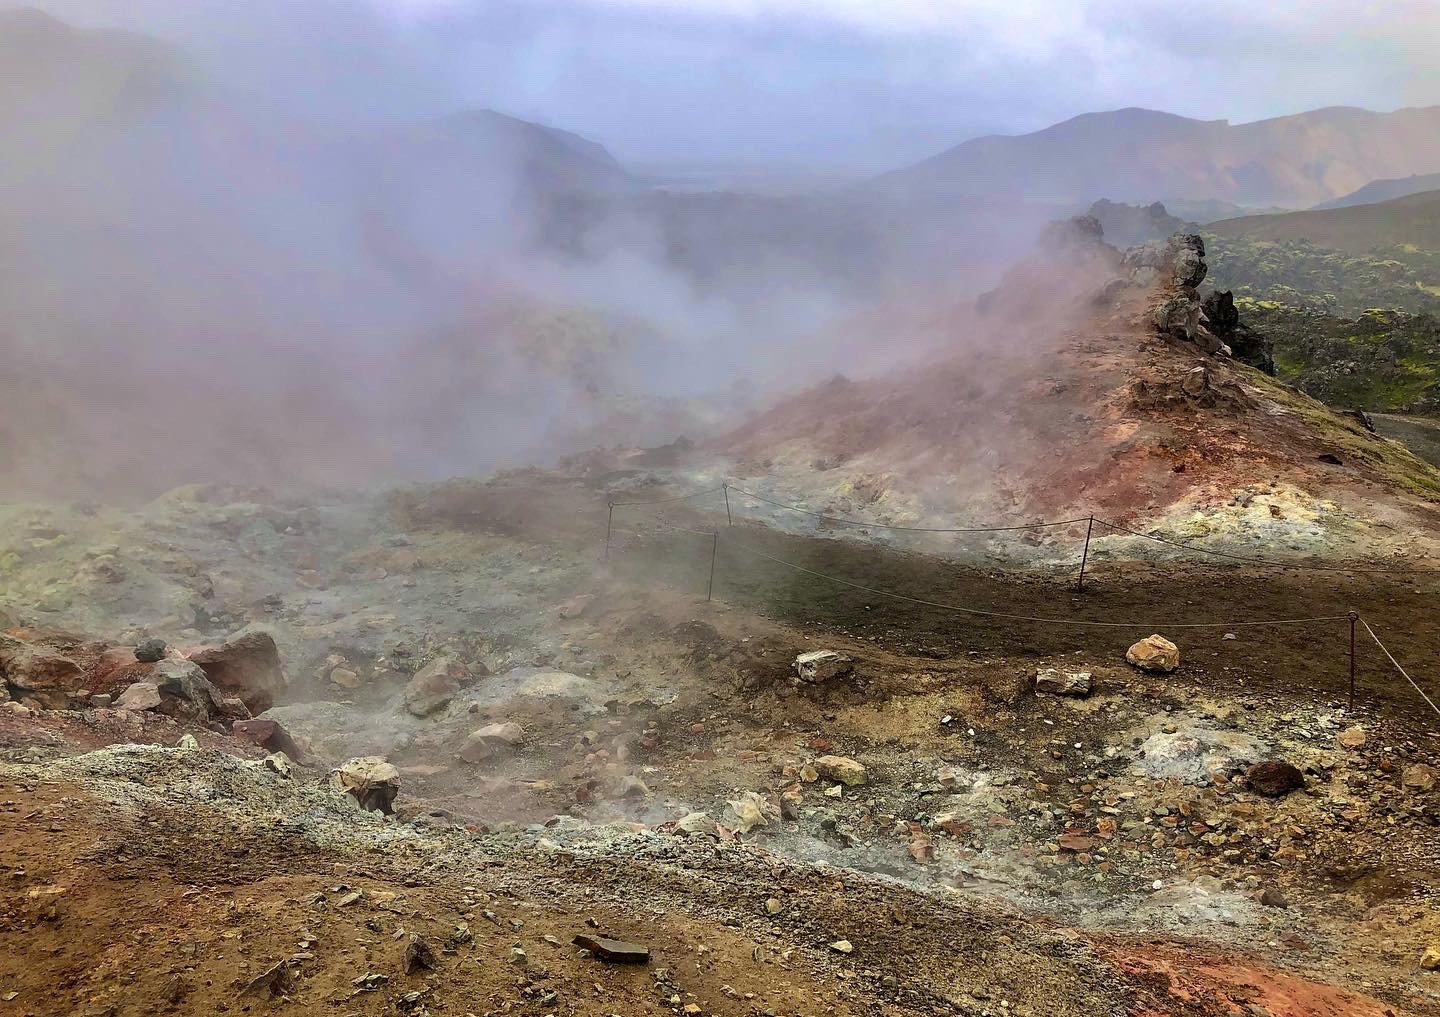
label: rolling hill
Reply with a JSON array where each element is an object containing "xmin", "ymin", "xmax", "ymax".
[
  {"xmin": 1208, "ymin": 189, "xmax": 1440, "ymax": 255},
  {"xmin": 1314, "ymin": 171, "xmax": 1440, "ymax": 210}
]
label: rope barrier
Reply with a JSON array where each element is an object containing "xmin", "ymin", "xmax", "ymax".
[
  {"xmin": 1359, "ymin": 617, "xmax": 1440, "ymax": 721},
  {"xmin": 608, "ymin": 485, "xmax": 725, "ymax": 507},
  {"xmin": 726, "ymin": 485, "xmax": 1089, "ymax": 534},
  {"xmin": 721, "ymin": 538, "xmax": 1350, "ymax": 630},
  {"xmin": 606, "ymin": 489, "xmax": 1440, "ymax": 721}
]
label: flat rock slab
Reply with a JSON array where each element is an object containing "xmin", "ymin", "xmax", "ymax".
[{"xmin": 572, "ymin": 934, "xmax": 650, "ymax": 964}]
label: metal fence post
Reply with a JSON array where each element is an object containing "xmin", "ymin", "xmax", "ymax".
[
  {"xmin": 707, "ymin": 531, "xmax": 718, "ymax": 601},
  {"xmin": 1348, "ymin": 610, "xmax": 1359, "ymax": 710},
  {"xmin": 1077, "ymin": 514, "xmax": 1095, "ymax": 591},
  {"xmin": 723, "ymin": 484, "xmax": 733, "ymax": 527},
  {"xmin": 605, "ymin": 501, "xmax": 614, "ymax": 560}
]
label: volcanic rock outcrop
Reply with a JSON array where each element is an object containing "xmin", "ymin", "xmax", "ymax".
[{"xmin": 1139, "ymin": 233, "xmax": 1275, "ymax": 373}]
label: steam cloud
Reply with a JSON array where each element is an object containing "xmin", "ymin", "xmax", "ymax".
[{"xmin": 1, "ymin": 3, "xmax": 1107, "ymax": 502}]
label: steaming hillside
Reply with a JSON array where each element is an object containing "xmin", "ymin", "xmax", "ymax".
[
  {"xmin": 879, "ymin": 106, "xmax": 1440, "ymax": 209},
  {"xmin": 698, "ymin": 233, "xmax": 1440, "ymax": 564}
]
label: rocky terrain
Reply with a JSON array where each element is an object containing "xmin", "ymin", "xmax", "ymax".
[{"xmin": 5, "ymin": 363, "xmax": 1440, "ymax": 1015}]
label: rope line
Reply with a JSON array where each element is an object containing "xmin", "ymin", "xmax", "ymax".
[
  {"xmin": 727, "ymin": 485, "xmax": 1088, "ymax": 534},
  {"xmin": 1359, "ymin": 617, "xmax": 1440, "ymax": 720},
  {"xmin": 1095, "ymin": 518, "xmax": 1440, "ymax": 575},
  {"xmin": 722, "ymin": 539, "xmax": 1349, "ymax": 630},
  {"xmin": 609, "ymin": 485, "xmax": 725, "ymax": 507}
]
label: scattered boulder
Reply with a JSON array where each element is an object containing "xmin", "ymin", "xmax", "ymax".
[
  {"xmin": 1422, "ymin": 944, "xmax": 1440, "ymax": 971},
  {"xmin": 726, "ymin": 791, "xmax": 779, "ymax": 834},
  {"xmin": 153, "ymin": 658, "xmax": 249, "ymax": 722},
  {"xmin": 1126, "ymin": 634, "xmax": 1179, "ymax": 673},
  {"xmin": 672, "ymin": 811, "xmax": 720, "ymax": 838},
  {"xmin": 238, "ymin": 959, "xmax": 293, "ymax": 1000},
  {"xmin": 1134, "ymin": 728, "xmax": 1266, "ymax": 784},
  {"xmin": 403, "ymin": 933, "xmax": 437, "ymax": 975},
  {"xmin": 0, "ymin": 635, "xmax": 83, "ymax": 708},
  {"xmin": 793, "ymin": 650, "xmax": 853, "ymax": 685},
  {"xmin": 572, "ymin": 934, "xmax": 649, "ymax": 964},
  {"xmin": 232, "ymin": 718, "xmax": 305, "ymax": 761},
  {"xmin": 177, "ymin": 733, "xmax": 200, "ymax": 750},
  {"xmin": 404, "ymin": 657, "xmax": 468, "ymax": 717},
  {"xmin": 1403, "ymin": 763, "xmax": 1438, "ymax": 793},
  {"xmin": 1336, "ymin": 727, "xmax": 1368, "ymax": 750},
  {"xmin": 187, "ymin": 630, "xmax": 286, "ymax": 713},
  {"xmin": 115, "ymin": 681, "xmax": 162, "ymax": 712},
  {"xmin": 457, "ymin": 721, "xmax": 525, "ymax": 763},
  {"xmin": 263, "ymin": 751, "xmax": 293, "ymax": 778},
  {"xmin": 1035, "ymin": 668, "xmax": 1092, "ymax": 696},
  {"xmin": 134, "ymin": 638, "xmax": 168, "ymax": 663},
  {"xmin": 330, "ymin": 756, "xmax": 401, "ymax": 814},
  {"xmin": 1251, "ymin": 887, "xmax": 1288, "ymax": 908},
  {"xmin": 813, "ymin": 755, "xmax": 867, "ymax": 787},
  {"xmin": 1247, "ymin": 761, "xmax": 1305, "ymax": 797}
]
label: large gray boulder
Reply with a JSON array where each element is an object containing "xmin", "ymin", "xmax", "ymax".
[{"xmin": 187, "ymin": 629, "xmax": 286, "ymax": 713}]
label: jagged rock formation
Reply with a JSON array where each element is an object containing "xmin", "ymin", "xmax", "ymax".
[
  {"xmin": 1202, "ymin": 290, "xmax": 1276, "ymax": 375},
  {"xmin": 1136, "ymin": 233, "xmax": 1275, "ymax": 373}
]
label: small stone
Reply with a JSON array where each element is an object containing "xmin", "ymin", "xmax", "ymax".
[
  {"xmin": 134, "ymin": 639, "xmax": 168, "ymax": 663},
  {"xmin": 1035, "ymin": 668, "xmax": 1092, "ymax": 696},
  {"xmin": 829, "ymin": 940, "xmax": 853, "ymax": 954},
  {"xmin": 90, "ymin": 693, "xmax": 112, "ymax": 709},
  {"xmin": 813, "ymin": 755, "xmax": 866, "ymax": 787},
  {"xmin": 1336, "ymin": 727, "xmax": 1367, "ymax": 750},
  {"xmin": 458, "ymin": 722, "xmax": 525, "ymax": 763},
  {"xmin": 176, "ymin": 734, "xmax": 199, "ymax": 750},
  {"xmin": 1403, "ymin": 764, "xmax": 1437, "ymax": 793},
  {"xmin": 403, "ymin": 933, "xmax": 437, "ymax": 975},
  {"xmin": 1247, "ymin": 761, "xmax": 1305, "ymax": 797},
  {"xmin": 1422, "ymin": 944, "xmax": 1440, "ymax": 970},
  {"xmin": 329, "ymin": 756, "xmax": 400, "ymax": 814},
  {"xmin": 1126, "ymin": 634, "xmax": 1179, "ymax": 673},
  {"xmin": 765, "ymin": 898, "xmax": 782, "ymax": 915},
  {"xmin": 263, "ymin": 752, "xmax": 294, "ymax": 778},
  {"xmin": 115, "ymin": 681, "xmax": 162, "ymax": 712},
  {"xmin": 1252, "ymin": 887, "xmax": 1288, "ymax": 908},
  {"xmin": 330, "ymin": 667, "xmax": 361, "ymax": 689},
  {"xmin": 793, "ymin": 650, "xmax": 853, "ymax": 685},
  {"xmin": 572, "ymin": 934, "xmax": 649, "ymax": 964}
]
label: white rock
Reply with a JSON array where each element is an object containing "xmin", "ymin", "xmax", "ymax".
[{"xmin": 793, "ymin": 650, "xmax": 853, "ymax": 684}]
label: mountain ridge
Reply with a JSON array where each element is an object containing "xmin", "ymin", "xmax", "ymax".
[{"xmin": 877, "ymin": 104, "xmax": 1440, "ymax": 209}]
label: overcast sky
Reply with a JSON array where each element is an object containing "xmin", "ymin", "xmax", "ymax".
[{"xmin": 33, "ymin": 0, "xmax": 1440, "ymax": 174}]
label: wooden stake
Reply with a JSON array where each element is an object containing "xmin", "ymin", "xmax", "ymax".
[{"xmin": 1077, "ymin": 514, "xmax": 1095, "ymax": 592}]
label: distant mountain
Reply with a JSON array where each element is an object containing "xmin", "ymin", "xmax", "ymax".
[
  {"xmin": 877, "ymin": 105, "xmax": 1440, "ymax": 209},
  {"xmin": 1314, "ymin": 171, "xmax": 1440, "ymax": 210},
  {"xmin": 1208, "ymin": 189, "xmax": 1440, "ymax": 255}
]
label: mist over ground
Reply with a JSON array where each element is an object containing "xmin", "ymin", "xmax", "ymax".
[
  {"xmin": 5, "ymin": 2, "xmax": 1440, "ymax": 501},
  {"xmin": 0, "ymin": 5, "xmax": 1054, "ymax": 501}
]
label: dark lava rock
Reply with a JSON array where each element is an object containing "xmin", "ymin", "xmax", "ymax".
[
  {"xmin": 1247, "ymin": 760, "xmax": 1305, "ymax": 797},
  {"xmin": 134, "ymin": 638, "xmax": 168, "ymax": 663},
  {"xmin": 573, "ymin": 934, "xmax": 650, "ymax": 964}
]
